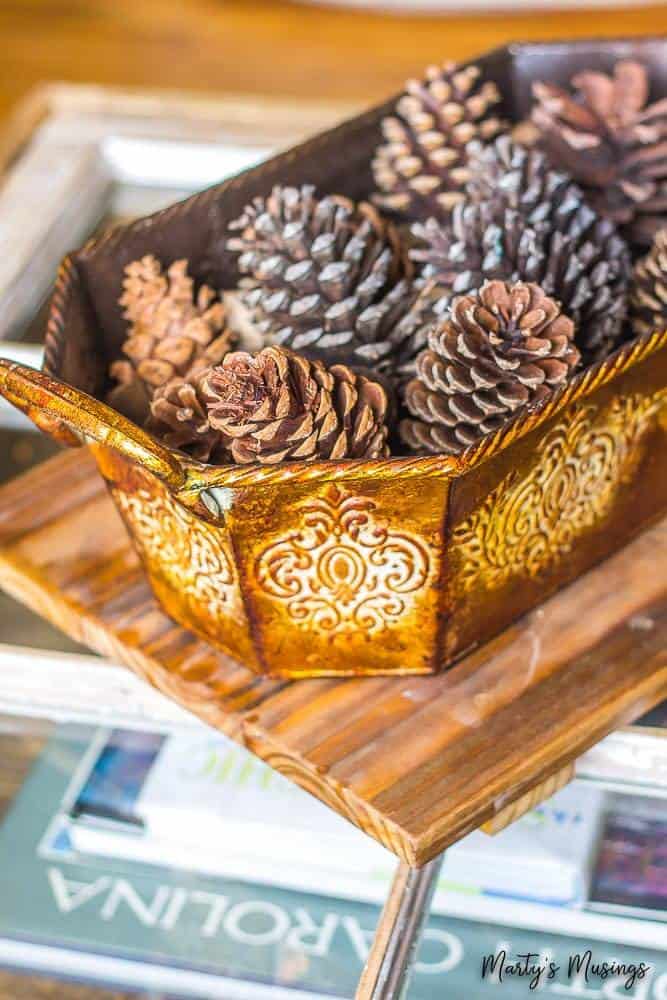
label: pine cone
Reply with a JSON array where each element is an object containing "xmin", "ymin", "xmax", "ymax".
[
  {"xmin": 147, "ymin": 373, "xmax": 229, "ymax": 464},
  {"xmin": 226, "ymin": 185, "xmax": 413, "ymax": 372},
  {"xmin": 466, "ymin": 134, "xmax": 589, "ymax": 223},
  {"xmin": 108, "ymin": 256, "xmax": 235, "ymax": 420},
  {"xmin": 531, "ymin": 60, "xmax": 667, "ymax": 247},
  {"xmin": 203, "ymin": 347, "xmax": 389, "ymax": 464},
  {"xmin": 400, "ymin": 280, "xmax": 580, "ymax": 455},
  {"xmin": 411, "ymin": 138, "xmax": 630, "ymax": 365},
  {"xmin": 372, "ymin": 62, "xmax": 505, "ymax": 221},
  {"xmin": 630, "ymin": 228, "xmax": 667, "ymax": 336}
]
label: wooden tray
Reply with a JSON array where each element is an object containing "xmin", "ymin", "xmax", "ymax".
[{"xmin": 1, "ymin": 449, "xmax": 667, "ymax": 866}]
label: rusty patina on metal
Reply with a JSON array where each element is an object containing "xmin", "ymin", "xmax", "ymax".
[{"xmin": 1, "ymin": 38, "xmax": 666, "ymax": 677}]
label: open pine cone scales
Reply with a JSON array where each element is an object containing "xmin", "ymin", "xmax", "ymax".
[
  {"xmin": 401, "ymin": 280, "xmax": 580, "ymax": 455},
  {"xmin": 466, "ymin": 135, "xmax": 594, "ymax": 225},
  {"xmin": 411, "ymin": 138, "xmax": 630, "ymax": 364},
  {"xmin": 531, "ymin": 60, "xmax": 667, "ymax": 247},
  {"xmin": 147, "ymin": 374, "xmax": 228, "ymax": 464},
  {"xmin": 109, "ymin": 256, "xmax": 234, "ymax": 422},
  {"xmin": 203, "ymin": 347, "xmax": 390, "ymax": 464},
  {"xmin": 630, "ymin": 228, "xmax": 667, "ymax": 336},
  {"xmin": 227, "ymin": 185, "xmax": 415, "ymax": 372},
  {"xmin": 372, "ymin": 61, "xmax": 505, "ymax": 220}
]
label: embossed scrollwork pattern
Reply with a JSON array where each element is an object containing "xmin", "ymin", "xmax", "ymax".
[
  {"xmin": 454, "ymin": 391, "xmax": 667, "ymax": 593},
  {"xmin": 113, "ymin": 486, "xmax": 236, "ymax": 620},
  {"xmin": 255, "ymin": 484, "xmax": 431, "ymax": 636}
]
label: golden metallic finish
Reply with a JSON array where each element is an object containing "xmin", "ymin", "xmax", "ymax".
[
  {"xmin": 254, "ymin": 484, "xmax": 432, "ymax": 635},
  {"xmin": 454, "ymin": 389, "xmax": 667, "ymax": 594},
  {"xmin": 1, "ymin": 324, "xmax": 667, "ymax": 678}
]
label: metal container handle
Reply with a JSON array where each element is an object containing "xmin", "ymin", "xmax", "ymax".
[{"xmin": 0, "ymin": 359, "xmax": 185, "ymax": 490}]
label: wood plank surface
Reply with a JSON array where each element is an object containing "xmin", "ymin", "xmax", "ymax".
[
  {"xmin": 0, "ymin": 728, "xmax": 45, "ymax": 823},
  {"xmin": 0, "ymin": 1, "xmax": 665, "ymax": 124},
  {"xmin": 0, "ymin": 974, "xmax": 129, "ymax": 1000},
  {"xmin": 1, "ymin": 449, "xmax": 666, "ymax": 866}
]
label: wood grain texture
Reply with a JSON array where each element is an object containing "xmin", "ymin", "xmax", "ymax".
[
  {"xmin": 1, "ymin": 448, "xmax": 667, "ymax": 866},
  {"xmin": 0, "ymin": 0, "xmax": 664, "ymax": 123},
  {"xmin": 0, "ymin": 974, "xmax": 130, "ymax": 1000},
  {"xmin": 479, "ymin": 762, "xmax": 575, "ymax": 835},
  {"xmin": 0, "ymin": 729, "xmax": 45, "ymax": 822}
]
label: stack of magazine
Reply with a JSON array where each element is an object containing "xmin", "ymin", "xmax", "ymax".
[{"xmin": 0, "ymin": 723, "xmax": 666, "ymax": 998}]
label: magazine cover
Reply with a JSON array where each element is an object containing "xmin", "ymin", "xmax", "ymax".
[
  {"xmin": 589, "ymin": 795, "xmax": 667, "ymax": 920},
  {"xmin": 48, "ymin": 726, "xmax": 603, "ymax": 908},
  {"xmin": 1, "ymin": 728, "xmax": 667, "ymax": 998}
]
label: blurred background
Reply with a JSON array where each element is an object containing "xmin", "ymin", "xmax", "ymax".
[{"xmin": 0, "ymin": 0, "xmax": 664, "ymax": 119}]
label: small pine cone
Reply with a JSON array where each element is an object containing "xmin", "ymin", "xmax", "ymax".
[
  {"xmin": 147, "ymin": 373, "xmax": 229, "ymax": 464},
  {"xmin": 203, "ymin": 347, "xmax": 389, "ymax": 465},
  {"xmin": 226, "ymin": 184, "xmax": 413, "ymax": 371},
  {"xmin": 400, "ymin": 280, "xmax": 580, "ymax": 455},
  {"xmin": 372, "ymin": 61, "xmax": 505, "ymax": 221},
  {"xmin": 411, "ymin": 139, "xmax": 630, "ymax": 365},
  {"xmin": 630, "ymin": 228, "xmax": 667, "ymax": 336},
  {"xmin": 109, "ymin": 256, "xmax": 234, "ymax": 414},
  {"xmin": 531, "ymin": 60, "xmax": 667, "ymax": 247}
]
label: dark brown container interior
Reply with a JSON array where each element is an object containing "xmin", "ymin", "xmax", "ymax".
[{"xmin": 48, "ymin": 37, "xmax": 667, "ymax": 418}]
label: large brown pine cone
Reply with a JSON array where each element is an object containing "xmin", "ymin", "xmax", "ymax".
[
  {"xmin": 372, "ymin": 62, "xmax": 505, "ymax": 221},
  {"xmin": 630, "ymin": 228, "xmax": 667, "ymax": 336},
  {"xmin": 531, "ymin": 60, "xmax": 667, "ymax": 247},
  {"xmin": 108, "ymin": 256, "xmax": 234, "ymax": 421},
  {"xmin": 411, "ymin": 138, "xmax": 630, "ymax": 365},
  {"xmin": 400, "ymin": 280, "xmax": 580, "ymax": 455},
  {"xmin": 147, "ymin": 373, "xmax": 229, "ymax": 464},
  {"xmin": 226, "ymin": 185, "xmax": 416, "ymax": 373},
  {"xmin": 203, "ymin": 347, "xmax": 389, "ymax": 464}
]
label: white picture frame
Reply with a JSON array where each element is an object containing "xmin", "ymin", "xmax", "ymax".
[{"xmin": 0, "ymin": 82, "xmax": 355, "ymax": 341}]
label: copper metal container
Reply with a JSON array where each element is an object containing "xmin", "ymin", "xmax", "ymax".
[{"xmin": 1, "ymin": 37, "xmax": 667, "ymax": 679}]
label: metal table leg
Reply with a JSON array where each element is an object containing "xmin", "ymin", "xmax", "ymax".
[{"xmin": 356, "ymin": 854, "xmax": 444, "ymax": 1000}]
